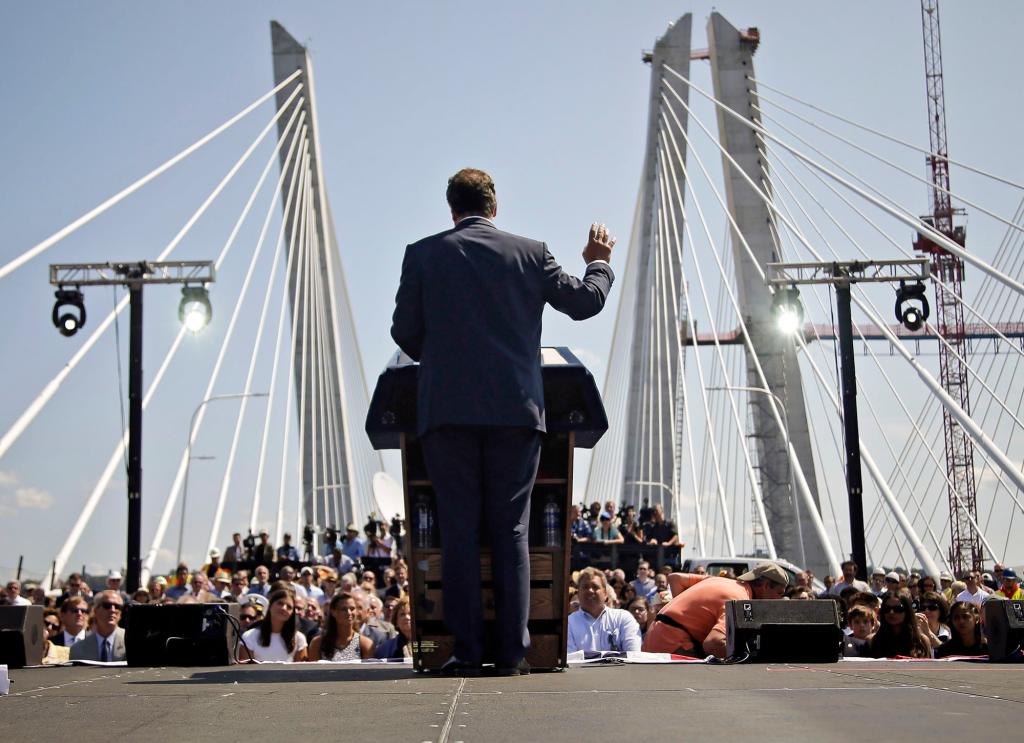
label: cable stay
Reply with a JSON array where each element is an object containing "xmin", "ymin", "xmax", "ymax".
[{"xmin": 745, "ymin": 75, "xmax": 1024, "ymax": 193}]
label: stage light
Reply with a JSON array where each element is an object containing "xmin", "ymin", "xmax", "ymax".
[
  {"xmin": 52, "ymin": 287, "xmax": 86, "ymax": 337},
  {"xmin": 894, "ymin": 281, "xmax": 929, "ymax": 332},
  {"xmin": 771, "ymin": 285, "xmax": 803, "ymax": 335},
  {"xmin": 179, "ymin": 285, "xmax": 212, "ymax": 334}
]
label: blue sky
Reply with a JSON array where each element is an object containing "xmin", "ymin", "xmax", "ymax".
[{"xmin": 1, "ymin": 1, "xmax": 1022, "ymax": 580}]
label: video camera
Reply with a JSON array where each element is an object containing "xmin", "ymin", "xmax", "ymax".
[{"xmin": 242, "ymin": 530, "xmax": 256, "ymax": 561}]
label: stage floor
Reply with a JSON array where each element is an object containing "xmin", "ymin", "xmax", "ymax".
[{"xmin": 3, "ymin": 661, "xmax": 1022, "ymax": 742}]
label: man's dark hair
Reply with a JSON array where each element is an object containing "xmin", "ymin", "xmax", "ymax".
[{"xmin": 446, "ymin": 168, "xmax": 496, "ymax": 217}]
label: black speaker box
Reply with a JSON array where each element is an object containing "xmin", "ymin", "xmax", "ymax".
[
  {"xmin": 726, "ymin": 599, "xmax": 843, "ymax": 662},
  {"xmin": 984, "ymin": 600, "xmax": 1024, "ymax": 662},
  {"xmin": 125, "ymin": 603, "xmax": 239, "ymax": 667},
  {"xmin": 0, "ymin": 605, "xmax": 45, "ymax": 668}
]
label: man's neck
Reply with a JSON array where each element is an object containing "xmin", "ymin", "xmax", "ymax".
[
  {"xmin": 583, "ymin": 604, "xmax": 605, "ymax": 620},
  {"xmin": 96, "ymin": 626, "xmax": 115, "ymax": 640}
]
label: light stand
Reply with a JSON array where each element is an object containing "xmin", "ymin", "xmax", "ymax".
[
  {"xmin": 767, "ymin": 258, "xmax": 929, "ymax": 581},
  {"xmin": 49, "ymin": 260, "xmax": 215, "ymax": 591}
]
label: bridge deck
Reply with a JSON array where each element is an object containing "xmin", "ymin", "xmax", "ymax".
[{"xmin": 3, "ymin": 661, "xmax": 1021, "ymax": 742}]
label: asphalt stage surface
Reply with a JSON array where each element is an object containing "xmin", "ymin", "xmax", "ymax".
[{"xmin": 3, "ymin": 660, "xmax": 1022, "ymax": 742}]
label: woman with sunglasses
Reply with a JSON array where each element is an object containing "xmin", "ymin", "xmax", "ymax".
[
  {"xmin": 309, "ymin": 592, "xmax": 374, "ymax": 661},
  {"xmin": 42, "ymin": 608, "xmax": 71, "ymax": 664},
  {"xmin": 917, "ymin": 590, "xmax": 951, "ymax": 650},
  {"xmin": 935, "ymin": 601, "xmax": 987, "ymax": 658},
  {"xmin": 868, "ymin": 591, "xmax": 931, "ymax": 658},
  {"xmin": 240, "ymin": 588, "xmax": 308, "ymax": 662}
]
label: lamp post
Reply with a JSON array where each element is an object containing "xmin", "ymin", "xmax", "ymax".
[
  {"xmin": 179, "ymin": 392, "xmax": 269, "ymax": 568},
  {"xmin": 49, "ymin": 260, "xmax": 214, "ymax": 592},
  {"xmin": 706, "ymin": 384, "xmax": 805, "ymax": 567},
  {"xmin": 766, "ymin": 258, "xmax": 930, "ymax": 581}
]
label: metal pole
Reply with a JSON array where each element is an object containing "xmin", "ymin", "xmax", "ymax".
[
  {"xmin": 835, "ymin": 279, "xmax": 867, "ymax": 580},
  {"xmin": 126, "ymin": 278, "xmax": 144, "ymax": 593},
  {"xmin": 16, "ymin": 555, "xmax": 23, "ymax": 581}
]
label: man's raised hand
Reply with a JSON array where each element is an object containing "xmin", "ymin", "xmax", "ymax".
[{"xmin": 583, "ymin": 222, "xmax": 616, "ymax": 264}]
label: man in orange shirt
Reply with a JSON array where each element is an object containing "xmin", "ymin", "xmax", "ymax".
[{"xmin": 642, "ymin": 563, "xmax": 789, "ymax": 658}]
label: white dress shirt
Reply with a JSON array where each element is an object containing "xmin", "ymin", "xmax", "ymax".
[{"xmin": 567, "ymin": 607, "xmax": 642, "ymax": 653}]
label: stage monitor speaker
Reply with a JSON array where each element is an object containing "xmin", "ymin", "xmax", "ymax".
[
  {"xmin": 726, "ymin": 599, "xmax": 843, "ymax": 662},
  {"xmin": 126, "ymin": 603, "xmax": 239, "ymax": 667},
  {"xmin": 0, "ymin": 605, "xmax": 45, "ymax": 668},
  {"xmin": 984, "ymin": 600, "xmax": 1024, "ymax": 662}
]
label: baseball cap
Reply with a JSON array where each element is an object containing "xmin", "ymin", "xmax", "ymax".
[
  {"xmin": 1003, "ymin": 568, "xmax": 1019, "ymax": 580},
  {"xmin": 871, "ymin": 567, "xmax": 885, "ymax": 577},
  {"xmin": 346, "ymin": 522, "xmax": 358, "ymax": 532},
  {"xmin": 885, "ymin": 571, "xmax": 901, "ymax": 582},
  {"xmin": 209, "ymin": 548, "xmax": 221, "ymax": 559},
  {"xmin": 259, "ymin": 528, "xmax": 269, "ymax": 536},
  {"xmin": 599, "ymin": 511, "xmax": 612, "ymax": 521},
  {"xmin": 213, "ymin": 570, "xmax": 231, "ymax": 583},
  {"xmin": 154, "ymin": 576, "xmax": 168, "ymax": 586},
  {"xmin": 939, "ymin": 571, "xmax": 954, "ymax": 581},
  {"xmin": 107, "ymin": 570, "xmax": 123, "ymax": 580},
  {"xmin": 300, "ymin": 566, "xmax": 314, "ymax": 575},
  {"xmin": 736, "ymin": 563, "xmax": 789, "ymax": 587}
]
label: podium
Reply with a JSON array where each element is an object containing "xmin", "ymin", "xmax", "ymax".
[{"xmin": 366, "ymin": 347, "xmax": 608, "ymax": 671}]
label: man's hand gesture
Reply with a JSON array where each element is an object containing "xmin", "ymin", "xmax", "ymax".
[{"xmin": 583, "ymin": 222, "xmax": 616, "ymax": 264}]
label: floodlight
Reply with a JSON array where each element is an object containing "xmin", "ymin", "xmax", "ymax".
[
  {"xmin": 771, "ymin": 285, "xmax": 804, "ymax": 335},
  {"xmin": 52, "ymin": 287, "xmax": 86, "ymax": 337},
  {"xmin": 178, "ymin": 285, "xmax": 212, "ymax": 334},
  {"xmin": 894, "ymin": 281, "xmax": 929, "ymax": 332}
]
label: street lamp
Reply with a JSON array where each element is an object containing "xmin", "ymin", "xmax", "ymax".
[
  {"xmin": 49, "ymin": 260, "xmax": 215, "ymax": 592},
  {"xmin": 767, "ymin": 258, "xmax": 929, "ymax": 581},
  {"xmin": 179, "ymin": 391, "xmax": 269, "ymax": 568},
  {"xmin": 706, "ymin": 384, "xmax": 806, "ymax": 567}
]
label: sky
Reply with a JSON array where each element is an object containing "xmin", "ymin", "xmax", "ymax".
[{"xmin": 1, "ymin": 1, "xmax": 1022, "ymax": 582}]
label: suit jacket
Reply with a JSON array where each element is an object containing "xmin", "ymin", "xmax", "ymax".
[
  {"xmin": 69, "ymin": 627, "xmax": 127, "ymax": 662},
  {"xmin": 391, "ymin": 217, "xmax": 614, "ymax": 434}
]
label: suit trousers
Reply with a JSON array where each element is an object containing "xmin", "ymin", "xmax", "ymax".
[{"xmin": 420, "ymin": 425, "xmax": 542, "ymax": 666}]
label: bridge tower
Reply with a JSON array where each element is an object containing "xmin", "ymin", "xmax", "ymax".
[
  {"xmin": 707, "ymin": 13, "xmax": 831, "ymax": 576},
  {"xmin": 616, "ymin": 14, "xmax": 693, "ymax": 517},
  {"xmin": 271, "ymin": 22, "xmax": 382, "ymax": 543}
]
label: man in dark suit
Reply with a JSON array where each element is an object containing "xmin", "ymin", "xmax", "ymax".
[{"xmin": 390, "ymin": 168, "xmax": 615, "ymax": 675}]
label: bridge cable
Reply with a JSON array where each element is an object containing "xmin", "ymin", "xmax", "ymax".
[
  {"xmin": 745, "ymin": 76, "xmax": 1024, "ymax": 193},
  {"xmin": 661, "ymin": 67, "xmax": 1024, "ymax": 518},
  {"xmin": 140, "ymin": 111, "xmax": 309, "ymax": 579},
  {"xmin": 657, "ymin": 127, "xmax": 775, "ymax": 556},
  {"xmin": 46, "ymin": 95, "xmax": 306, "ymax": 586},
  {"xmin": 759, "ymin": 150, "xmax": 996, "ymax": 567},
  {"xmin": 658, "ymin": 90, "xmax": 839, "ymax": 574},
  {"xmin": 0, "ymin": 85, "xmax": 305, "ymax": 465},
  {"xmin": 0, "ymin": 70, "xmax": 304, "ymax": 283},
  {"xmin": 663, "ymin": 65, "xmax": 1024, "ymax": 304}
]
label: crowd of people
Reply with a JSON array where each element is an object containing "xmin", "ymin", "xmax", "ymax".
[
  {"xmin": 564, "ymin": 557, "xmax": 1021, "ymax": 659},
  {"xmin": 3, "ymin": 507, "xmax": 1020, "ymax": 665}
]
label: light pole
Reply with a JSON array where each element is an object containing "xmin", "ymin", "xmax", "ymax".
[
  {"xmin": 179, "ymin": 392, "xmax": 268, "ymax": 568},
  {"xmin": 767, "ymin": 258, "xmax": 930, "ymax": 581},
  {"xmin": 49, "ymin": 260, "xmax": 214, "ymax": 591},
  {"xmin": 706, "ymin": 384, "xmax": 805, "ymax": 567}
]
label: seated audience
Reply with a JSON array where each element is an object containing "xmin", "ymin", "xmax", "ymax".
[
  {"xmin": 936, "ymin": 601, "xmax": 987, "ymax": 658},
  {"xmin": 241, "ymin": 588, "xmax": 308, "ymax": 662},
  {"xmin": 868, "ymin": 591, "xmax": 931, "ymax": 658},
  {"xmin": 567, "ymin": 567, "xmax": 642, "ymax": 653},
  {"xmin": 70, "ymin": 590, "xmax": 126, "ymax": 662},
  {"xmin": 309, "ymin": 592, "xmax": 374, "ymax": 661},
  {"xmin": 917, "ymin": 590, "xmax": 951, "ymax": 650},
  {"xmin": 842, "ymin": 605, "xmax": 877, "ymax": 657},
  {"xmin": 376, "ymin": 596, "xmax": 413, "ymax": 659}
]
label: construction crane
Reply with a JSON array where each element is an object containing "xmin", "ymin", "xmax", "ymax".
[{"xmin": 912, "ymin": 0, "xmax": 982, "ymax": 574}]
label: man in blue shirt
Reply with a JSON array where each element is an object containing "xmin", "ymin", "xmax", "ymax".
[
  {"xmin": 341, "ymin": 523, "xmax": 366, "ymax": 562},
  {"xmin": 567, "ymin": 567, "xmax": 642, "ymax": 653},
  {"xmin": 276, "ymin": 533, "xmax": 300, "ymax": 562}
]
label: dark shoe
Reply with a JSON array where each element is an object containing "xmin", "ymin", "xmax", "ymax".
[
  {"xmin": 494, "ymin": 659, "xmax": 531, "ymax": 677},
  {"xmin": 439, "ymin": 656, "xmax": 482, "ymax": 677}
]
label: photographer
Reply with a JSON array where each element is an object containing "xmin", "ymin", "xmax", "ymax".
[
  {"xmin": 619, "ymin": 505, "xmax": 645, "ymax": 545},
  {"xmin": 365, "ymin": 519, "xmax": 394, "ymax": 559}
]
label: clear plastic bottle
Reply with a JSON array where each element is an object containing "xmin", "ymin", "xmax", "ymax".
[
  {"xmin": 416, "ymin": 493, "xmax": 433, "ymax": 549},
  {"xmin": 543, "ymin": 496, "xmax": 561, "ymax": 547}
]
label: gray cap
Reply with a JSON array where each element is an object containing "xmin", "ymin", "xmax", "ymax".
[{"xmin": 736, "ymin": 562, "xmax": 789, "ymax": 587}]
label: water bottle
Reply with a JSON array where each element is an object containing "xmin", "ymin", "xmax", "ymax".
[
  {"xmin": 543, "ymin": 496, "xmax": 561, "ymax": 547},
  {"xmin": 416, "ymin": 493, "xmax": 433, "ymax": 549}
]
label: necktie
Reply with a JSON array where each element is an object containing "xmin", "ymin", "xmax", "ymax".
[{"xmin": 100, "ymin": 638, "xmax": 110, "ymax": 662}]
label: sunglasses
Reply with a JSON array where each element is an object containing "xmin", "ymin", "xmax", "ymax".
[
  {"xmin": 64, "ymin": 606, "xmax": 89, "ymax": 614},
  {"xmin": 98, "ymin": 601, "xmax": 123, "ymax": 611},
  {"xmin": 881, "ymin": 605, "xmax": 906, "ymax": 614},
  {"xmin": 240, "ymin": 614, "xmax": 257, "ymax": 621},
  {"xmin": 921, "ymin": 603, "xmax": 941, "ymax": 611},
  {"xmin": 45, "ymin": 622, "xmax": 61, "ymax": 630}
]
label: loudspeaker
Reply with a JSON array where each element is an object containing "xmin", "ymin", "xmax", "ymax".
[
  {"xmin": 126, "ymin": 603, "xmax": 239, "ymax": 667},
  {"xmin": 726, "ymin": 599, "xmax": 843, "ymax": 662},
  {"xmin": 984, "ymin": 600, "xmax": 1024, "ymax": 662},
  {"xmin": 0, "ymin": 605, "xmax": 45, "ymax": 668}
]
